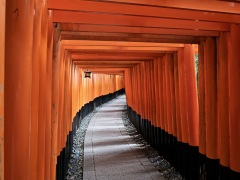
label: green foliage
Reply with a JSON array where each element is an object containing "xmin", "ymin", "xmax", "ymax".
[{"xmin": 195, "ymin": 54, "xmax": 198, "ymax": 82}]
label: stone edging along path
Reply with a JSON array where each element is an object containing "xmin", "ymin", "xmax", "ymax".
[{"xmin": 65, "ymin": 111, "xmax": 96, "ymax": 180}]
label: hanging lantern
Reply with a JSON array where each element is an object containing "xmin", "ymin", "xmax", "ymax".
[{"xmin": 84, "ymin": 70, "xmax": 92, "ymax": 78}]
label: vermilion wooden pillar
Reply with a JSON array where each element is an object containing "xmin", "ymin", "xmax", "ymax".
[
  {"xmin": 183, "ymin": 45, "xmax": 199, "ymax": 178},
  {"xmin": 68, "ymin": 58, "xmax": 72, "ymax": 137},
  {"xmin": 153, "ymin": 59, "xmax": 160, "ymax": 128},
  {"xmin": 177, "ymin": 48, "xmax": 189, "ymax": 144},
  {"xmin": 133, "ymin": 66, "xmax": 138, "ymax": 115},
  {"xmin": 162, "ymin": 57, "xmax": 168, "ymax": 134},
  {"xmin": 51, "ymin": 24, "xmax": 61, "ymax": 180},
  {"xmin": 183, "ymin": 45, "xmax": 199, "ymax": 147},
  {"xmin": 228, "ymin": 24, "xmax": 240, "ymax": 174},
  {"xmin": 173, "ymin": 52, "xmax": 182, "ymax": 172},
  {"xmin": 173, "ymin": 53, "xmax": 182, "ymax": 143},
  {"xmin": 149, "ymin": 60, "xmax": 156, "ymax": 146},
  {"xmin": 158, "ymin": 58, "xmax": 164, "ymax": 134},
  {"xmin": 162, "ymin": 56, "xmax": 170, "ymax": 158},
  {"xmin": 167, "ymin": 54, "xmax": 177, "ymax": 166},
  {"xmin": 63, "ymin": 55, "xmax": 70, "ymax": 148},
  {"xmin": 204, "ymin": 38, "xmax": 218, "ymax": 160},
  {"xmin": 140, "ymin": 62, "xmax": 147, "ymax": 119},
  {"xmin": 149, "ymin": 61, "xmax": 155, "ymax": 125},
  {"xmin": 135, "ymin": 64, "xmax": 140, "ymax": 116},
  {"xmin": 155, "ymin": 59, "xmax": 160, "ymax": 128},
  {"xmin": 5, "ymin": 0, "xmax": 34, "ymax": 179},
  {"xmin": 136, "ymin": 65, "xmax": 143, "ymax": 114},
  {"xmin": 198, "ymin": 41, "xmax": 206, "ymax": 156},
  {"xmin": 156, "ymin": 58, "xmax": 163, "ymax": 151},
  {"xmin": 140, "ymin": 62, "xmax": 145, "ymax": 118},
  {"xmin": 177, "ymin": 48, "xmax": 191, "ymax": 178},
  {"xmin": 124, "ymin": 70, "xmax": 131, "ymax": 106},
  {"xmin": 37, "ymin": 3, "xmax": 48, "ymax": 178},
  {"xmin": 146, "ymin": 62, "xmax": 151, "ymax": 122},
  {"xmin": 45, "ymin": 10, "xmax": 53, "ymax": 180},
  {"xmin": 62, "ymin": 53, "xmax": 69, "ymax": 148},
  {"xmin": 58, "ymin": 49, "xmax": 65, "ymax": 154},
  {"xmin": 199, "ymin": 37, "xmax": 220, "ymax": 179},
  {"xmin": 29, "ymin": 0, "xmax": 41, "ymax": 178},
  {"xmin": 0, "ymin": 0, "xmax": 5, "ymax": 179},
  {"xmin": 217, "ymin": 32, "xmax": 229, "ymax": 170},
  {"xmin": 165, "ymin": 55, "xmax": 172, "ymax": 136},
  {"xmin": 168, "ymin": 55, "xmax": 177, "ymax": 140}
]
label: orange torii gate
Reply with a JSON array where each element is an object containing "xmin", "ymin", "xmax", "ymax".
[
  {"xmin": 3, "ymin": 2, "xmax": 124, "ymax": 179},
  {"xmin": 125, "ymin": 45, "xmax": 199, "ymax": 179},
  {"xmin": 1, "ymin": 0, "xmax": 240, "ymax": 179}
]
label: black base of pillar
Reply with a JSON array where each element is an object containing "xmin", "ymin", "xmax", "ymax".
[
  {"xmin": 126, "ymin": 106, "xmax": 240, "ymax": 180},
  {"xmin": 220, "ymin": 165, "xmax": 231, "ymax": 180},
  {"xmin": 230, "ymin": 169, "xmax": 240, "ymax": 180},
  {"xmin": 206, "ymin": 157, "xmax": 219, "ymax": 180},
  {"xmin": 189, "ymin": 145, "xmax": 199, "ymax": 179}
]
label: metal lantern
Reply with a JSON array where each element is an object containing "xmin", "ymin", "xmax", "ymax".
[{"xmin": 84, "ymin": 70, "xmax": 92, "ymax": 78}]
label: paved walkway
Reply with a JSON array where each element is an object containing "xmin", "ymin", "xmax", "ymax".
[{"xmin": 83, "ymin": 95, "xmax": 165, "ymax": 180}]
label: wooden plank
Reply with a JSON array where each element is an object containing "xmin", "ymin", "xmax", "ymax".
[
  {"xmin": 91, "ymin": 0, "xmax": 240, "ymax": 14},
  {"xmin": 60, "ymin": 25, "xmax": 219, "ymax": 37},
  {"xmin": 61, "ymin": 34, "xmax": 200, "ymax": 44},
  {"xmin": 64, "ymin": 45, "xmax": 179, "ymax": 52},
  {"xmin": 72, "ymin": 60, "xmax": 142, "ymax": 64},
  {"xmin": 48, "ymin": 0, "xmax": 240, "ymax": 23},
  {"xmin": 76, "ymin": 64, "xmax": 135, "ymax": 68},
  {"xmin": 72, "ymin": 57, "xmax": 153, "ymax": 61},
  {"xmin": 79, "ymin": 67, "xmax": 127, "ymax": 72},
  {"xmin": 93, "ymin": 72, "xmax": 124, "ymax": 76},
  {"xmin": 71, "ymin": 51, "xmax": 165, "ymax": 58},
  {"xmin": 62, "ymin": 40, "xmax": 185, "ymax": 47},
  {"xmin": 53, "ymin": 11, "xmax": 230, "ymax": 31}
]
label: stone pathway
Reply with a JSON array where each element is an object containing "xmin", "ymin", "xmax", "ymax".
[{"xmin": 83, "ymin": 95, "xmax": 165, "ymax": 180}]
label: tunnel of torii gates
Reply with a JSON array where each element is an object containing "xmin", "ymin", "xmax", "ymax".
[{"xmin": 1, "ymin": 0, "xmax": 240, "ymax": 180}]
